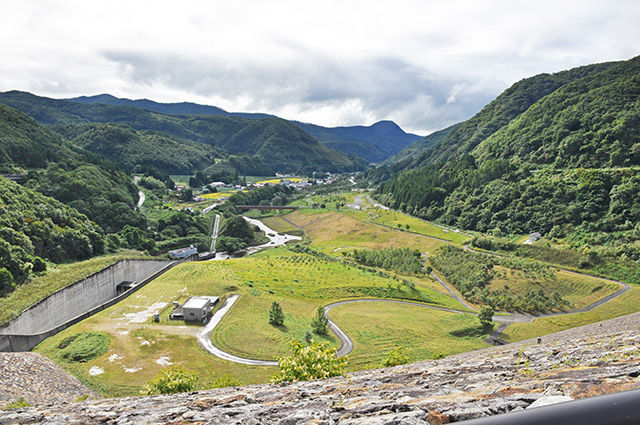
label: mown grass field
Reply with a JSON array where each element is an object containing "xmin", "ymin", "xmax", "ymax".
[{"xmin": 329, "ymin": 302, "xmax": 489, "ymax": 370}]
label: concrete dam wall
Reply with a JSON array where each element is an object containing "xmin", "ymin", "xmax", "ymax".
[{"xmin": 0, "ymin": 259, "xmax": 177, "ymax": 352}]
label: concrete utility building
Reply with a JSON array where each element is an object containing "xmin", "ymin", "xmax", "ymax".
[
  {"xmin": 168, "ymin": 246, "xmax": 198, "ymax": 259},
  {"xmin": 182, "ymin": 296, "xmax": 219, "ymax": 322}
]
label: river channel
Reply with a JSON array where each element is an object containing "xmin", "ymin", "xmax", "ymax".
[{"xmin": 209, "ymin": 216, "xmax": 302, "ymax": 260}]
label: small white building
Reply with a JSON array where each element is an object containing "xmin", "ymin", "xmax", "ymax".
[
  {"xmin": 183, "ymin": 296, "xmax": 219, "ymax": 322},
  {"xmin": 168, "ymin": 246, "xmax": 198, "ymax": 259}
]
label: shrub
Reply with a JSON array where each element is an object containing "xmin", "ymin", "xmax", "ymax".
[
  {"xmin": 210, "ymin": 375, "xmax": 241, "ymax": 389},
  {"xmin": 145, "ymin": 365, "xmax": 198, "ymax": 395},
  {"xmin": 271, "ymin": 340, "xmax": 347, "ymax": 383},
  {"xmin": 59, "ymin": 332, "xmax": 110, "ymax": 362},
  {"xmin": 381, "ymin": 347, "xmax": 411, "ymax": 367},
  {"xmin": 4, "ymin": 397, "xmax": 30, "ymax": 410},
  {"xmin": 478, "ymin": 305, "xmax": 495, "ymax": 329}
]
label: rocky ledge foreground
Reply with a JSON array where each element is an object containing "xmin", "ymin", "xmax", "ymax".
[{"xmin": 2, "ymin": 312, "xmax": 640, "ymax": 424}]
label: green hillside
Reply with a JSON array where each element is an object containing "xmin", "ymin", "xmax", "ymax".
[
  {"xmin": 56, "ymin": 123, "xmax": 218, "ymax": 174},
  {"xmin": 386, "ymin": 61, "xmax": 616, "ymax": 171},
  {"xmin": 0, "ymin": 104, "xmax": 147, "ymax": 233},
  {"xmin": 0, "ymin": 91, "xmax": 366, "ymax": 174},
  {"xmin": 377, "ymin": 56, "xmax": 640, "ymax": 270},
  {"xmin": 0, "ymin": 104, "xmax": 79, "ymax": 171},
  {"xmin": 0, "ymin": 177, "xmax": 104, "ymax": 292}
]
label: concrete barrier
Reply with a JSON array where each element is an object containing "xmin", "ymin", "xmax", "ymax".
[{"xmin": 0, "ymin": 259, "xmax": 178, "ymax": 352}]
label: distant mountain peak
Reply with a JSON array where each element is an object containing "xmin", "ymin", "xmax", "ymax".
[{"xmin": 369, "ymin": 120, "xmax": 404, "ymax": 135}]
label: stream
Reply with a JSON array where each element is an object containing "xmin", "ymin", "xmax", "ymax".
[{"xmin": 209, "ymin": 216, "xmax": 302, "ymax": 260}]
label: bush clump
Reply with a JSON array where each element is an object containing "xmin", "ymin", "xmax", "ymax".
[{"xmin": 58, "ymin": 332, "xmax": 110, "ymax": 362}]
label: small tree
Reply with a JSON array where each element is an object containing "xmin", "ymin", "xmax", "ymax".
[
  {"xmin": 268, "ymin": 301, "xmax": 285, "ymax": 326},
  {"xmin": 478, "ymin": 305, "xmax": 495, "ymax": 329},
  {"xmin": 145, "ymin": 365, "xmax": 198, "ymax": 395},
  {"xmin": 310, "ymin": 306, "xmax": 329, "ymax": 335},
  {"xmin": 271, "ymin": 340, "xmax": 347, "ymax": 383}
]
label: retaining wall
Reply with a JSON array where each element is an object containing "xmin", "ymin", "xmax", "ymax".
[{"xmin": 0, "ymin": 258, "xmax": 183, "ymax": 352}]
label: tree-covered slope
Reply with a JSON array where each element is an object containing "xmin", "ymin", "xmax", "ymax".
[
  {"xmin": 0, "ymin": 177, "xmax": 104, "ymax": 292},
  {"xmin": 387, "ymin": 61, "xmax": 616, "ymax": 171},
  {"xmin": 377, "ymin": 56, "xmax": 640, "ymax": 255},
  {"xmin": 220, "ymin": 117, "xmax": 367, "ymax": 173},
  {"xmin": 0, "ymin": 104, "xmax": 79, "ymax": 171},
  {"xmin": 0, "ymin": 104, "xmax": 146, "ymax": 234},
  {"xmin": 55, "ymin": 123, "xmax": 218, "ymax": 174},
  {"xmin": 472, "ymin": 56, "xmax": 640, "ymax": 168},
  {"xmin": 0, "ymin": 91, "xmax": 365, "ymax": 174}
]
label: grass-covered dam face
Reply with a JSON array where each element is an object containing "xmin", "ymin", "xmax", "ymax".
[{"xmin": 0, "ymin": 260, "xmax": 173, "ymax": 352}]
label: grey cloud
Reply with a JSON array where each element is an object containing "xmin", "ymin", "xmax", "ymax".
[{"xmin": 103, "ymin": 50, "xmax": 504, "ymax": 133}]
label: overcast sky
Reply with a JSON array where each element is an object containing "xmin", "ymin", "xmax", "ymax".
[{"xmin": 1, "ymin": 1, "xmax": 638, "ymax": 134}]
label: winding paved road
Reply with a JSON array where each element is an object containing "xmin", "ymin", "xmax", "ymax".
[{"xmin": 196, "ymin": 295, "xmax": 278, "ymax": 366}]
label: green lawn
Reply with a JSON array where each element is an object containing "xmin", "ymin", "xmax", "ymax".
[{"xmin": 330, "ymin": 302, "xmax": 490, "ymax": 371}]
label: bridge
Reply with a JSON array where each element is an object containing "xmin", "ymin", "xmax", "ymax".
[
  {"xmin": 236, "ymin": 205, "xmax": 299, "ymax": 211},
  {"xmin": 0, "ymin": 174, "xmax": 27, "ymax": 184}
]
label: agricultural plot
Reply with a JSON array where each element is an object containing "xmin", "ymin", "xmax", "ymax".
[{"xmin": 282, "ymin": 210, "xmax": 448, "ymax": 255}]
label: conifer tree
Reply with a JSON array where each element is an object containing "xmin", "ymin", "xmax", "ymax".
[{"xmin": 268, "ymin": 301, "xmax": 285, "ymax": 326}]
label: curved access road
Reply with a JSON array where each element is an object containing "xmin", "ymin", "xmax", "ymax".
[
  {"xmin": 197, "ymin": 295, "xmax": 278, "ymax": 367},
  {"xmin": 197, "ymin": 275, "xmax": 630, "ymax": 365}
]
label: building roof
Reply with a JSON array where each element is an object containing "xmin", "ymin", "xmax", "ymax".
[{"xmin": 183, "ymin": 297, "xmax": 210, "ymax": 310}]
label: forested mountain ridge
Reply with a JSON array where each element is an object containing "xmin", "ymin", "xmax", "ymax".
[
  {"xmin": 295, "ymin": 120, "xmax": 422, "ymax": 163},
  {"xmin": 68, "ymin": 93, "xmax": 273, "ymax": 119},
  {"xmin": 377, "ymin": 56, "xmax": 640, "ymax": 263},
  {"xmin": 0, "ymin": 91, "xmax": 365, "ymax": 174},
  {"xmin": 0, "ymin": 104, "xmax": 79, "ymax": 171},
  {"xmin": 385, "ymin": 60, "xmax": 617, "ymax": 170},
  {"xmin": 67, "ymin": 94, "xmax": 420, "ymax": 162}
]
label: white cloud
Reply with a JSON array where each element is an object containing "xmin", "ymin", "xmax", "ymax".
[{"xmin": 0, "ymin": 0, "xmax": 638, "ymax": 134}]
